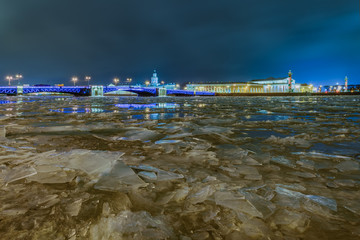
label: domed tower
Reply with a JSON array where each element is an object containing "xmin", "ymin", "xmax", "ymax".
[{"xmin": 151, "ymin": 70, "xmax": 159, "ymax": 86}]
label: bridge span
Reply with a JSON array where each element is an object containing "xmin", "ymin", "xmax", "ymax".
[{"xmin": 0, "ymin": 86, "xmax": 214, "ymax": 97}]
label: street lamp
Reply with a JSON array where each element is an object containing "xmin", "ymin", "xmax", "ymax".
[
  {"xmin": 72, "ymin": 77, "xmax": 78, "ymax": 86},
  {"xmin": 176, "ymin": 84, "xmax": 180, "ymax": 89},
  {"xmin": 126, "ymin": 78, "xmax": 132, "ymax": 83},
  {"xmin": 161, "ymin": 81, "xmax": 165, "ymax": 85},
  {"xmin": 15, "ymin": 74, "xmax": 23, "ymax": 85},
  {"xmin": 145, "ymin": 80, "xmax": 150, "ymax": 87},
  {"xmin": 85, "ymin": 76, "xmax": 91, "ymax": 85},
  {"xmin": 6, "ymin": 76, "xmax": 13, "ymax": 86},
  {"xmin": 113, "ymin": 78, "xmax": 119, "ymax": 86}
]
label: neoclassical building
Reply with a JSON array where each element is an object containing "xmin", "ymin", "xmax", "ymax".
[{"xmin": 186, "ymin": 76, "xmax": 300, "ymax": 94}]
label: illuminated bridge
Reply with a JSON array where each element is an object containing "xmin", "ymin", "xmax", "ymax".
[{"xmin": 0, "ymin": 86, "xmax": 215, "ymax": 97}]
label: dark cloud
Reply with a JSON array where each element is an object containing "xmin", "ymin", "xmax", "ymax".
[{"xmin": 0, "ymin": 0, "xmax": 359, "ymax": 85}]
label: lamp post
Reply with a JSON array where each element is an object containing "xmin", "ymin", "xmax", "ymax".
[
  {"xmin": 15, "ymin": 74, "xmax": 23, "ymax": 85},
  {"xmin": 113, "ymin": 78, "xmax": 119, "ymax": 86},
  {"xmin": 85, "ymin": 76, "xmax": 91, "ymax": 86},
  {"xmin": 6, "ymin": 76, "xmax": 13, "ymax": 86},
  {"xmin": 126, "ymin": 78, "xmax": 132, "ymax": 83},
  {"xmin": 72, "ymin": 77, "xmax": 78, "ymax": 86},
  {"xmin": 145, "ymin": 80, "xmax": 150, "ymax": 87}
]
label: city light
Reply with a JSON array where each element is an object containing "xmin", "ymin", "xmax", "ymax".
[
  {"xmin": 145, "ymin": 80, "xmax": 150, "ymax": 86},
  {"xmin": 71, "ymin": 76, "xmax": 78, "ymax": 86},
  {"xmin": 126, "ymin": 78, "xmax": 132, "ymax": 83},
  {"xmin": 85, "ymin": 76, "xmax": 91, "ymax": 85},
  {"xmin": 15, "ymin": 74, "xmax": 23, "ymax": 85},
  {"xmin": 113, "ymin": 78, "xmax": 119, "ymax": 85},
  {"xmin": 5, "ymin": 76, "xmax": 13, "ymax": 86}
]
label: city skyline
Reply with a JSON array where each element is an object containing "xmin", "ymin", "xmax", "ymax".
[{"xmin": 1, "ymin": 1, "xmax": 359, "ymax": 86}]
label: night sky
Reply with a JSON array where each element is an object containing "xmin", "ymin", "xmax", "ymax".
[{"xmin": 1, "ymin": 0, "xmax": 359, "ymax": 86}]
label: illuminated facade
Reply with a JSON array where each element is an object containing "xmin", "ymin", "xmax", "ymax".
[
  {"xmin": 151, "ymin": 70, "xmax": 159, "ymax": 86},
  {"xmin": 251, "ymin": 77, "xmax": 296, "ymax": 93},
  {"xmin": 186, "ymin": 77, "xmax": 298, "ymax": 93},
  {"xmin": 186, "ymin": 82, "xmax": 264, "ymax": 93}
]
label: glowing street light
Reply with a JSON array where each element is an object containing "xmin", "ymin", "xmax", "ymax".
[
  {"xmin": 161, "ymin": 81, "xmax": 165, "ymax": 85},
  {"xmin": 176, "ymin": 84, "xmax": 180, "ymax": 89},
  {"xmin": 71, "ymin": 76, "xmax": 78, "ymax": 86},
  {"xmin": 85, "ymin": 76, "xmax": 91, "ymax": 85},
  {"xmin": 14, "ymin": 74, "xmax": 23, "ymax": 85},
  {"xmin": 126, "ymin": 78, "xmax": 132, "ymax": 83},
  {"xmin": 6, "ymin": 75, "xmax": 13, "ymax": 86},
  {"xmin": 113, "ymin": 78, "xmax": 119, "ymax": 85},
  {"xmin": 145, "ymin": 80, "xmax": 150, "ymax": 87}
]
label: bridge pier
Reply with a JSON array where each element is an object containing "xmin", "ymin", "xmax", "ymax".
[
  {"xmin": 157, "ymin": 87, "xmax": 167, "ymax": 97},
  {"xmin": 91, "ymin": 86, "xmax": 104, "ymax": 97},
  {"xmin": 17, "ymin": 86, "xmax": 23, "ymax": 95}
]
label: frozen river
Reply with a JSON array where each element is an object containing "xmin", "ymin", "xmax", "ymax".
[{"xmin": 0, "ymin": 95, "xmax": 360, "ymax": 239}]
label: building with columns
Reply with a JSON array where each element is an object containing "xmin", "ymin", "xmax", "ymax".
[
  {"xmin": 186, "ymin": 75, "xmax": 301, "ymax": 94},
  {"xmin": 186, "ymin": 82, "xmax": 264, "ymax": 93},
  {"xmin": 251, "ymin": 77, "xmax": 296, "ymax": 93}
]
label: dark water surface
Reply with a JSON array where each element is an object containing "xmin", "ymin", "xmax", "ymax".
[{"xmin": 0, "ymin": 95, "xmax": 360, "ymax": 239}]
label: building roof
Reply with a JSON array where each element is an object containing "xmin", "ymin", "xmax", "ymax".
[{"xmin": 250, "ymin": 77, "xmax": 289, "ymax": 82}]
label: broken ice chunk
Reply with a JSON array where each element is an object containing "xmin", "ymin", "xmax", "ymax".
[
  {"xmin": 271, "ymin": 156, "xmax": 296, "ymax": 168},
  {"xmin": 275, "ymin": 186, "xmax": 305, "ymax": 198},
  {"xmin": 187, "ymin": 185, "xmax": 215, "ymax": 204},
  {"xmin": 27, "ymin": 165, "xmax": 75, "ymax": 184},
  {"xmin": 130, "ymin": 165, "xmax": 183, "ymax": 181},
  {"xmin": 138, "ymin": 171, "xmax": 157, "ymax": 181},
  {"xmin": 305, "ymin": 195, "xmax": 337, "ymax": 211},
  {"xmin": 0, "ymin": 126, "xmax": 5, "ymax": 138},
  {"xmin": 288, "ymin": 171, "xmax": 316, "ymax": 178},
  {"xmin": 95, "ymin": 160, "xmax": 147, "ymax": 192},
  {"xmin": 242, "ymin": 156, "xmax": 262, "ymax": 166},
  {"xmin": 65, "ymin": 199, "xmax": 83, "ymax": 217},
  {"xmin": 156, "ymin": 192, "xmax": 176, "ymax": 205},
  {"xmin": 157, "ymin": 170, "xmax": 184, "ymax": 181},
  {"xmin": 0, "ymin": 208, "xmax": 28, "ymax": 216},
  {"xmin": 275, "ymin": 184, "xmax": 306, "ymax": 192},
  {"xmin": 344, "ymin": 201, "xmax": 360, "ymax": 216},
  {"xmin": 237, "ymin": 166, "xmax": 258, "ymax": 175},
  {"xmin": 335, "ymin": 160, "xmax": 360, "ymax": 172},
  {"xmin": 65, "ymin": 150, "xmax": 123, "ymax": 176},
  {"xmin": 129, "ymin": 165, "xmax": 160, "ymax": 172},
  {"xmin": 165, "ymin": 133, "xmax": 192, "ymax": 139},
  {"xmin": 5, "ymin": 165, "xmax": 37, "ymax": 184},
  {"xmin": 239, "ymin": 190, "xmax": 276, "ymax": 219},
  {"xmin": 214, "ymin": 191, "xmax": 262, "ymax": 218},
  {"xmin": 0, "ymin": 144, "xmax": 17, "ymax": 151},
  {"xmin": 89, "ymin": 210, "xmax": 174, "ymax": 239},
  {"xmin": 124, "ymin": 129, "xmax": 161, "ymax": 141},
  {"xmin": 155, "ymin": 139, "xmax": 182, "ymax": 144},
  {"xmin": 172, "ymin": 186, "xmax": 190, "ymax": 202},
  {"xmin": 273, "ymin": 209, "xmax": 310, "ymax": 233},
  {"xmin": 296, "ymin": 159, "xmax": 316, "ymax": 170}
]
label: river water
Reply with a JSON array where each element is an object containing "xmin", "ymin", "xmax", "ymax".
[{"xmin": 0, "ymin": 95, "xmax": 359, "ymax": 239}]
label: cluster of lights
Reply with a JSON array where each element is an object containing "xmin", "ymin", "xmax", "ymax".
[
  {"xmin": 71, "ymin": 76, "xmax": 91, "ymax": 86},
  {"xmin": 5, "ymin": 74, "xmax": 23, "ymax": 86}
]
